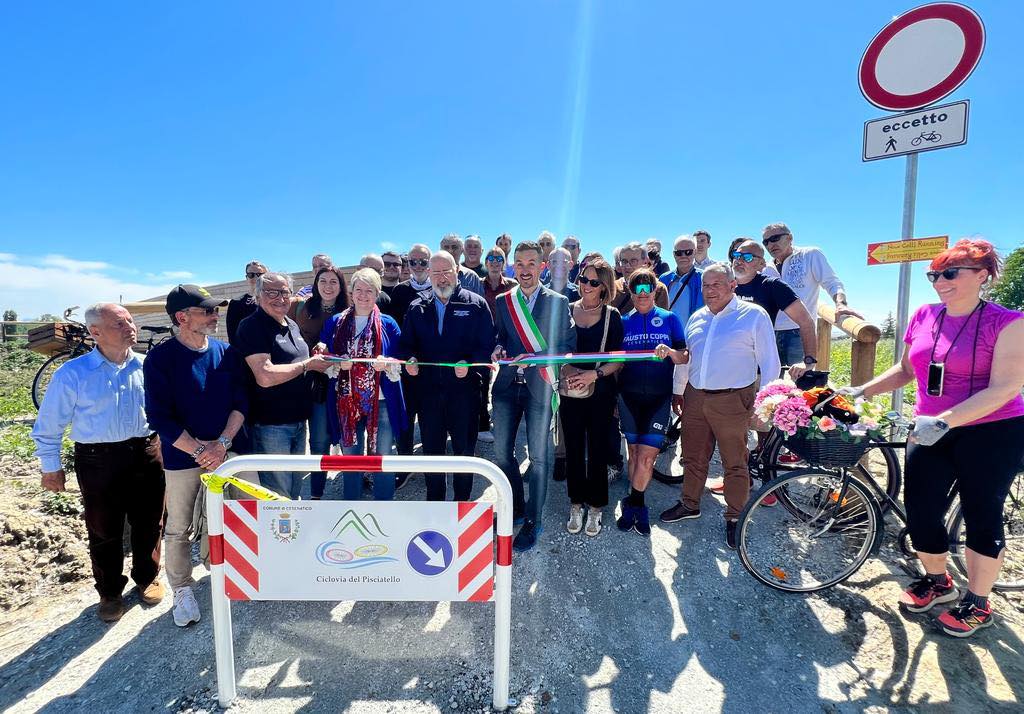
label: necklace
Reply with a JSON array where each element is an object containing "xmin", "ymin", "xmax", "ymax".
[{"xmin": 579, "ymin": 301, "xmax": 602, "ymax": 312}]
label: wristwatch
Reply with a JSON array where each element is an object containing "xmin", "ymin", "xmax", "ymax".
[
  {"xmin": 803, "ymin": 356, "xmax": 818, "ymax": 366},
  {"xmin": 595, "ymin": 367, "xmax": 606, "ymax": 379},
  {"xmin": 217, "ymin": 436, "xmax": 232, "ymax": 450}
]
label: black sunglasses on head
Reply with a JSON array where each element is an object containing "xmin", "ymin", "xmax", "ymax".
[
  {"xmin": 926, "ymin": 266, "xmax": 982, "ymax": 283},
  {"xmin": 762, "ymin": 233, "xmax": 788, "ymax": 245},
  {"xmin": 674, "ymin": 248, "xmax": 694, "ymax": 257}
]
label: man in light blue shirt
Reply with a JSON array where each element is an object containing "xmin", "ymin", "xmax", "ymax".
[
  {"xmin": 31, "ymin": 303, "xmax": 166, "ymax": 623},
  {"xmin": 659, "ymin": 234, "xmax": 705, "ymax": 328}
]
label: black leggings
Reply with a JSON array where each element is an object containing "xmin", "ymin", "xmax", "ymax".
[{"xmin": 905, "ymin": 415, "xmax": 1024, "ymax": 559}]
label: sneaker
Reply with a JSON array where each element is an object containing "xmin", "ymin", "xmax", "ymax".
[
  {"xmin": 634, "ymin": 507, "xmax": 651, "ymax": 537},
  {"xmin": 616, "ymin": 500, "xmax": 637, "ymax": 531},
  {"xmin": 172, "ymin": 586, "xmax": 202, "ymax": 627},
  {"xmin": 585, "ymin": 508, "xmax": 603, "ymax": 537},
  {"xmin": 139, "ymin": 580, "xmax": 166, "ymax": 605},
  {"xmin": 778, "ymin": 452, "xmax": 804, "ymax": 465},
  {"xmin": 762, "ymin": 493, "xmax": 778, "ymax": 507},
  {"xmin": 937, "ymin": 601, "xmax": 994, "ymax": 637},
  {"xmin": 97, "ymin": 596, "xmax": 125, "ymax": 623},
  {"xmin": 659, "ymin": 502, "xmax": 701, "ymax": 523},
  {"xmin": 477, "ymin": 430, "xmax": 495, "ymax": 443},
  {"xmin": 726, "ymin": 521, "xmax": 738, "ymax": 550},
  {"xmin": 566, "ymin": 505, "xmax": 584, "ymax": 534},
  {"xmin": 553, "ymin": 457, "xmax": 567, "ymax": 482},
  {"xmin": 899, "ymin": 574, "xmax": 958, "ymax": 613},
  {"xmin": 513, "ymin": 520, "xmax": 542, "ymax": 552},
  {"xmin": 709, "ymin": 480, "xmax": 725, "ymax": 495}
]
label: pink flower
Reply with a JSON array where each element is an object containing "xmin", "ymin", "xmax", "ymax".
[
  {"xmin": 755, "ymin": 380, "xmax": 799, "ymax": 409},
  {"xmin": 818, "ymin": 417, "xmax": 837, "ymax": 432},
  {"xmin": 771, "ymin": 396, "xmax": 812, "ymax": 436}
]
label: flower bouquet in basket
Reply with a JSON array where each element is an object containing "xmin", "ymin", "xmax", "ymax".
[{"xmin": 753, "ymin": 380, "xmax": 889, "ymax": 467}]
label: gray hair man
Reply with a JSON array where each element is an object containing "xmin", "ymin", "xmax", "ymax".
[
  {"xmin": 659, "ymin": 234, "xmax": 705, "ymax": 328},
  {"xmin": 659, "ymin": 263, "xmax": 781, "ymax": 549},
  {"xmin": 440, "ymin": 233, "xmax": 484, "ymax": 296},
  {"xmin": 611, "ymin": 241, "xmax": 669, "ymax": 313},
  {"xmin": 463, "ymin": 235, "xmax": 487, "ymax": 279},
  {"xmin": 31, "ymin": 303, "xmax": 165, "ymax": 622},
  {"xmin": 295, "ymin": 253, "xmax": 334, "ymax": 299},
  {"xmin": 543, "ymin": 247, "xmax": 580, "ymax": 302},
  {"xmin": 562, "ymin": 235, "xmax": 582, "ymax": 282}
]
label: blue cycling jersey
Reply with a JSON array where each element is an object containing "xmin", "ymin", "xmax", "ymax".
[{"xmin": 620, "ymin": 306, "xmax": 686, "ymax": 396}]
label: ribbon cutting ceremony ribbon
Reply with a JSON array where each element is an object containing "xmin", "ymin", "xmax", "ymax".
[
  {"xmin": 201, "ymin": 473, "xmax": 289, "ymax": 501},
  {"xmin": 321, "ymin": 350, "xmax": 662, "ymax": 369}
]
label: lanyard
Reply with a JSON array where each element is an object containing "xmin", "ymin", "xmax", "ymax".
[{"xmin": 929, "ymin": 301, "xmax": 984, "ymax": 364}]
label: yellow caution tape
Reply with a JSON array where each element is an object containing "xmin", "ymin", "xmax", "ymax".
[{"xmin": 200, "ymin": 473, "xmax": 289, "ymax": 501}]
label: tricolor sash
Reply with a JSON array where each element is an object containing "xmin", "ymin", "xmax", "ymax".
[{"xmin": 504, "ymin": 287, "xmax": 559, "ymax": 412}]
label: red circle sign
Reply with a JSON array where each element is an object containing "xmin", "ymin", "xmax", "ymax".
[{"xmin": 859, "ymin": 3, "xmax": 985, "ymax": 111}]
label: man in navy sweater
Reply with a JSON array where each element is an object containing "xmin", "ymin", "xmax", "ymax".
[
  {"xmin": 397, "ymin": 252, "xmax": 495, "ymax": 501},
  {"xmin": 143, "ymin": 285, "xmax": 249, "ymax": 628}
]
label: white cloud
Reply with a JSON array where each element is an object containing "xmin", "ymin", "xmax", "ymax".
[
  {"xmin": 379, "ymin": 241, "xmax": 398, "ymax": 252},
  {"xmin": 0, "ymin": 253, "xmax": 194, "ymax": 320},
  {"xmin": 153, "ymin": 270, "xmax": 194, "ymax": 280}
]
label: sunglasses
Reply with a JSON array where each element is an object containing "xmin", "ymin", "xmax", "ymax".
[
  {"xmin": 408, "ymin": 259, "xmax": 429, "ymax": 268},
  {"xmin": 383, "ymin": 261, "xmax": 401, "ymax": 269},
  {"xmin": 762, "ymin": 234, "xmax": 788, "ymax": 245},
  {"xmin": 731, "ymin": 251, "xmax": 756, "ymax": 263},
  {"xmin": 673, "ymin": 249, "xmax": 694, "ymax": 257},
  {"xmin": 632, "ymin": 283, "xmax": 654, "ymax": 295},
  {"xmin": 187, "ymin": 306, "xmax": 220, "ymax": 316},
  {"xmin": 563, "ymin": 242, "xmax": 579, "ymax": 249},
  {"xmin": 485, "ymin": 255, "xmax": 504, "ymax": 263},
  {"xmin": 246, "ymin": 272, "xmax": 265, "ymax": 279},
  {"xmin": 926, "ymin": 266, "xmax": 983, "ymax": 283},
  {"xmin": 579, "ymin": 277, "xmax": 602, "ymax": 288}
]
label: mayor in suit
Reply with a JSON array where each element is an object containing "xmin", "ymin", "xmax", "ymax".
[
  {"xmin": 491, "ymin": 239, "xmax": 577, "ymax": 551},
  {"xmin": 397, "ymin": 252, "xmax": 495, "ymax": 502}
]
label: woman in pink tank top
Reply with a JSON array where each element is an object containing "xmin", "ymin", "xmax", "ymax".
[{"xmin": 853, "ymin": 239, "xmax": 1024, "ymax": 638}]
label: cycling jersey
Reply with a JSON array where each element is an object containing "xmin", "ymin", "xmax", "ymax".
[{"xmin": 619, "ymin": 306, "xmax": 685, "ymax": 397}]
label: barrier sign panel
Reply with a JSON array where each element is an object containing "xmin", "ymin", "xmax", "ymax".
[
  {"xmin": 220, "ymin": 499, "xmax": 495, "ymax": 602},
  {"xmin": 867, "ymin": 235, "xmax": 949, "ymax": 266},
  {"xmin": 862, "ymin": 100, "xmax": 968, "ymax": 161}
]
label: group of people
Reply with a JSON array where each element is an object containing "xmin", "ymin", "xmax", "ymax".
[{"xmin": 31, "ymin": 227, "xmax": 1024, "ymax": 640}]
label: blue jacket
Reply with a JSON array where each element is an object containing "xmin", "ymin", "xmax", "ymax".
[
  {"xmin": 659, "ymin": 267, "xmax": 704, "ymax": 327},
  {"xmin": 396, "ymin": 286, "xmax": 495, "ymax": 393},
  {"xmin": 319, "ymin": 311, "xmax": 406, "ymax": 444}
]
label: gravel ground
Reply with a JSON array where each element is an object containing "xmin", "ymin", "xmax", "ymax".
[{"xmin": 1, "ymin": 435, "xmax": 1023, "ymax": 713}]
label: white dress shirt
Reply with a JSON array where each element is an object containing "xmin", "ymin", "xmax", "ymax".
[
  {"xmin": 674, "ymin": 296, "xmax": 781, "ymax": 393},
  {"xmin": 773, "ymin": 245, "xmax": 844, "ymax": 331}
]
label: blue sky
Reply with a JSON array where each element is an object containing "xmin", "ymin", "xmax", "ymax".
[{"xmin": 1, "ymin": 1, "xmax": 1021, "ymax": 323}]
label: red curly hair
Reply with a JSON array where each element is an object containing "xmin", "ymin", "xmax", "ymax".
[{"xmin": 930, "ymin": 238, "xmax": 1001, "ymax": 282}]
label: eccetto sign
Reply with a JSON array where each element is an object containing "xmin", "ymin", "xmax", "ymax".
[
  {"xmin": 221, "ymin": 499, "xmax": 496, "ymax": 602},
  {"xmin": 862, "ymin": 100, "xmax": 968, "ymax": 161}
]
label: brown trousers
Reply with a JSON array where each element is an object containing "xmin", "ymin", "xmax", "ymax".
[
  {"xmin": 680, "ymin": 383, "xmax": 756, "ymax": 520},
  {"xmin": 74, "ymin": 434, "xmax": 165, "ymax": 598}
]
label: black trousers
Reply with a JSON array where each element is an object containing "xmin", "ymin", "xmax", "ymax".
[
  {"xmin": 905, "ymin": 415, "xmax": 1024, "ymax": 558},
  {"xmin": 74, "ymin": 435, "xmax": 165, "ymax": 598},
  {"xmin": 419, "ymin": 386, "xmax": 479, "ymax": 501},
  {"xmin": 560, "ymin": 391, "xmax": 613, "ymax": 508}
]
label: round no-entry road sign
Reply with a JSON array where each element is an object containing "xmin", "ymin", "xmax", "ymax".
[{"xmin": 859, "ymin": 3, "xmax": 985, "ymax": 111}]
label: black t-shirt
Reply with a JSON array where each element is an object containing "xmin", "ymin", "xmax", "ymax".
[
  {"xmin": 234, "ymin": 308, "xmax": 311, "ymax": 425},
  {"xmin": 735, "ymin": 273, "xmax": 799, "ymax": 324},
  {"xmin": 389, "ymin": 281, "xmax": 433, "ymax": 324}
]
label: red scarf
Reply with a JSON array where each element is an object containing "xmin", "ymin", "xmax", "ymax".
[{"xmin": 331, "ymin": 307, "xmax": 384, "ymax": 451}]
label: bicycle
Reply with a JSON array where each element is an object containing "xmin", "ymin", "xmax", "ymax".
[
  {"xmin": 652, "ymin": 370, "xmax": 903, "ymax": 514},
  {"xmin": 737, "ymin": 415, "xmax": 1024, "ymax": 593},
  {"xmin": 910, "ymin": 130, "xmax": 942, "ymax": 147},
  {"xmin": 32, "ymin": 307, "xmax": 174, "ymax": 409}
]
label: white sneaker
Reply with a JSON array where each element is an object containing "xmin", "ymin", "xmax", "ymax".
[
  {"xmin": 172, "ymin": 586, "xmax": 201, "ymax": 628},
  {"xmin": 566, "ymin": 505, "xmax": 584, "ymax": 534},
  {"xmin": 585, "ymin": 508, "xmax": 603, "ymax": 537},
  {"xmin": 477, "ymin": 430, "xmax": 495, "ymax": 443}
]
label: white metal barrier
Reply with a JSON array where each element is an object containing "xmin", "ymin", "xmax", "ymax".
[{"xmin": 204, "ymin": 454, "xmax": 514, "ymax": 710}]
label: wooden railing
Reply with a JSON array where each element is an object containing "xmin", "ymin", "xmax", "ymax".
[{"xmin": 815, "ymin": 305, "xmax": 881, "ymax": 386}]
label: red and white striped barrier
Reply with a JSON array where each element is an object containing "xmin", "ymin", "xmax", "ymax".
[{"xmin": 206, "ymin": 454, "xmax": 514, "ymax": 710}]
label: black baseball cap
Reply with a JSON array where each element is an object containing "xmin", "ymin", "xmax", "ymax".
[{"xmin": 165, "ymin": 284, "xmax": 228, "ymax": 316}]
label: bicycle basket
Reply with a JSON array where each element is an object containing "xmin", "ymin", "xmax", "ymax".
[{"xmin": 784, "ymin": 430, "xmax": 870, "ymax": 468}]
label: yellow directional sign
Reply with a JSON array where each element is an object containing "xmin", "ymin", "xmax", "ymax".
[{"xmin": 867, "ymin": 236, "xmax": 948, "ymax": 266}]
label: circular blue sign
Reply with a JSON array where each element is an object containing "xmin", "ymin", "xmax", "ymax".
[{"xmin": 406, "ymin": 530, "xmax": 454, "ymax": 576}]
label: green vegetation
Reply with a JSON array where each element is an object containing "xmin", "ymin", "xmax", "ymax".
[
  {"xmin": 0, "ymin": 344, "xmax": 45, "ymax": 419},
  {"xmin": 990, "ymin": 245, "xmax": 1024, "ymax": 310},
  {"xmin": 827, "ymin": 337, "xmax": 915, "ymax": 414},
  {"xmin": 41, "ymin": 490, "xmax": 84, "ymax": 516}
]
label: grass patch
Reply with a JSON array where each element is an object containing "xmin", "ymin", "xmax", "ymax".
[
  {"xmin": 827, "ymin": 337, "xmax": 915, "ymax": 414},
  {"xmin": 0, "ymin": 344, "xmax": 45, "ymax": 419}
]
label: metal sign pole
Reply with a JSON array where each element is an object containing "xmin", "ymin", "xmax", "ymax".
[{"xmin": 892, "ymin": 152, "xmax": 918, "ymax": 413}]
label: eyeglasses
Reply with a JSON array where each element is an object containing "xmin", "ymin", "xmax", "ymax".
[
  {"xmin": 485, "ymin": 255, "xmax": 505, "ymax": 263},
  {"xmin": 926, "ymin": 266, "xmax": 983, "ymax": 283},
  {"xmin": 731, "ymin": 251, "xmax": 756, "ymax": 263},
  {"xmin": 632, "ymin": 283, "xmax": 654, "ymax": 295},
  {"xmin": 187, "ymin": 306, "xmax": 219, "ymax": 316},
  {"xmin": 383, "ymin": 261, "xmax": 402, "ymax": 269},
  {"xmin": 563, "ymin": 242, "xmax": 579, "ymax": 249},
  {"xmin": 579, "ymin": 277, "xmax": 602, "ymax": 288},
  {"xmin": 673, "ymin": 249, "xmax": 694, "ymax": 257},
  {"xmin": 246, "ymin": 272, "xmax": 265, "ymax": 279},
  {"xmin": 261, "ymin": 288, "xmax": 289, "ymax": 300},
  {"xmin": 762, "ymin": 234, "xmax": 788, "ymax": 245},
  {"xmin": 408, "ymin": 259, "xmax": 429, "ymax": 268}
]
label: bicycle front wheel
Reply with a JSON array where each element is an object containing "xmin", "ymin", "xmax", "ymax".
[
  {"xmin": 947, "ymin": 471, "xmax": 1024, "ymax": 591},
  {"xmin": 737, "ymin": 469, "xmax": 882, "ymax": 592},
  {"xmin": 32, "ymin": 350, "xmax": 81, "ymax": 409}
]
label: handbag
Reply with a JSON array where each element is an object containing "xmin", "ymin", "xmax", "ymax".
[{"xmin": 559, "ymin": 304, "xmax": 610, "ymax": 399}]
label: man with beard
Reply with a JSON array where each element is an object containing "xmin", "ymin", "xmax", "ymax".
[
  {"xmin": 397, "ymin": 252, "xmax": 495, "ymax": 501},
  {"xmin": 143, "ymin": 285, "xmax": 249, "ymax": 628}
]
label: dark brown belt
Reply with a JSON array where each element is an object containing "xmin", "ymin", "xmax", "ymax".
[
  {"xmin": 697, "ymin": 383, "xmax": 754, "ymax": 395},
  {"xmin": 74, "ymin": 434, "xmax": 157, "ymax": 453}
]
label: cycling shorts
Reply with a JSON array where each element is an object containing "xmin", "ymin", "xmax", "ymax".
[{"xmin": 618, "ymin": 392, "xmax": 672, "ymax": 448}]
